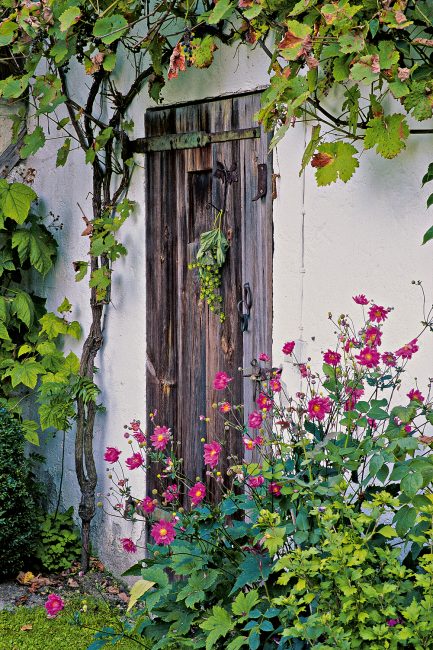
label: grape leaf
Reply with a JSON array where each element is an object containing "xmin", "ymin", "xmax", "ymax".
[
  {"xmin": 403, "ymin": 81, "xmax": 433, "ymax": 121},
  {"xmin": 59, "ymin": 6, "xmax": 81, "ymax": 32},
  {"xmin": 278, "ymin": 20, "xmax": 311, "ymax": 61},
  {"xmin": 12, "ymin": 223, "xmax": 57, "ymax": 275},
  {"xmin": 191, "ymin": 36, "xmax": 217, "ymax": 69},
  {"xmin": 313, "ymin": 142, "xmax": 359, "ymax": 185},
  {"xmin": 20, "ymin": 126, "xmax": 46, "ymax": 158},
  {"xmin": 0, "ymin": 181, "xmax": 37, "ymax": 224},
  {"xmin": 364, "ymin": 113, "xmax": 409, "ymax": 158},
  {"xmin": 93, "ymin": 15, "xmax": 128, "ymax": 45},
  {"xmin": 0, "ymin": 21, "xmax": 17, "ymax": 47},
  {"xmin": 207, "ymin": 0, "xmax": 234, "ymax": 25}
]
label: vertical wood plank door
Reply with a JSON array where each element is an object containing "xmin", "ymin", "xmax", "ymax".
[{"xmin": 145, "ymin": 92, "xmax": 273, "ymax": 504}]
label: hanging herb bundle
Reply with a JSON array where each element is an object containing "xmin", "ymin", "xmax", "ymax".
[{"xmin": 189, "ymin": 208, "xmax": 229, "ymax": 323}]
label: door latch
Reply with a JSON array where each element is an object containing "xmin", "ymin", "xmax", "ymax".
[
  {"xmin": 252, "ymin": 163, "xmax": 267, "ymax": 201},
  {"xmin": 237, "ymin": 282, "xmax": 252, "ymax": 332}
]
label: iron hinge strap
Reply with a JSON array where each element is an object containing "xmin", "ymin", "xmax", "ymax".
[{"xmin": 130, "ymin": 127, "xmax": 260, "ymax": 153}]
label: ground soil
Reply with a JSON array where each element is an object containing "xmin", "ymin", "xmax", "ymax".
[{"xmin": 0, "ymin": 558, "xmax": 129, "ymax": 611}]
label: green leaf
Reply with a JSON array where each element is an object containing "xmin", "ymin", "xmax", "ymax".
[
  {"xmin": 300, "ymin": 124, "xmax": 321, "ymax": 176},
  {"xmin": 59, "ymin": 6, "xmax": 81, "ymax": 32},
  {"xmin": 351, "ymin": 55, "xmax": 380, "ymax": 84},
  {"xmin": 200, "ymin": 606, "xmax": 233, "ymax": 650},
  {"xmin": 422, "ymin": 225, "xmax": 433, "ymax": 244},
  {"xmin": 39, "ymin": 313, "xmax": 68, "ymax": 339},
  {"xmin": 74, "ymin": 261, "xmax": 88, "ymax": 282},
  {"xmin": 191, "ymin": 35, "xmax": 217, "ymax": 69},
  {"xmin": 378, "ymin": 41, "xmax": 399, "ymax": 68},
  {"xmin": 229, "ymin": 553, "xmax": 272, "ymax": 595},
  {"xmin": 0, "ymin": 21, "xmax": 17, "ymax": 47},
  {"xmin": 103, "ymin": 52, "xmax": 117, "ymax": 71},
  {"xmin": 93, "ymin": 15, "xmax": 128, "ymax": 45},
  {"xmin": 58, "ymin": 297, "xmax": 72, "ymax": 314},
  {"xmin": 8, "ymin": 359, "xmax": 44, "ymax": 388},
  {"xmin": 127, "ymin": 579, "xmax": 155, "ymax": 612},
  {"xmin": 339, "ymin": 31, "xmax": 365, "ymax": 54},
  {"xmin": 0, "ymin": 321, "xmax": 10, "ymax": 340},
  {"xmin": 56, "ymin": 138, "xmax": 71, "ymax": 167},
  {"xmin": 232, "ymin": 590, "xmax": 259, "ymax": 618},
  {"xmin": 21, "ymin": 419, "xmax": 39, "ymax": 446},
  {"xmin": 11, "ymin": 291, "xmax": 34, "ymax": 328},
  {"xmin": 393, "ymin": 505, "xmax": 417, "ymax": 537},
  {"xmin": 227, "ymin": 637, "xmax": 248, "ymax": 650},
  {"xmin": 20, "ymin": 126, "xmax": 45, "ymax": 158},
  {"xmin": 12, "ymin": 223, "xmax": 57, "ymax": 275},
  {"xmin": 243, "ymin": 3, "xmax": 263, "ymax": 19},
  {"xmin": 401, "ymin": 472, "xmax": 423, "ymax": 498},
  {"xmin": 369, "ymin": 18, "xmax": 379, "ymax": 37},
  {"xmin": 313, "ymin": 142, "xmax": 359, "ymax": 185},
  {"xmin": 333, "ymin": 56, "xmax": 350, "ymax": 82},
  {"xmin": 364, "ymin": 114, "xmax": 409, "ymax": 159},
  {"xmin": 208, "ymin": 0, "xmax": 234, "ymax": 25},
  {"xmin": 378, "ymin": 525, "xmax": 398, "ymax": 538},
  {"xmin": 0, "ymin": 181, "xmax": 37, "ymax": 224}
]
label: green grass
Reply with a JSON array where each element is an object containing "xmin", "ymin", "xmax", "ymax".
[{"xmin": 0, "ymin": 598, "xmax": 144, "ymax": 650}]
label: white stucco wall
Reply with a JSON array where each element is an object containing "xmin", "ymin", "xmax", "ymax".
[{"xmin": 29, "ymin": 43, "xmax": 433, "ymax": 574}]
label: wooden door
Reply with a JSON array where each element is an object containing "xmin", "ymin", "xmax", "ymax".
[{"xmin": 145, "ymin": 92, "xmax": 273, "ymax": 503}]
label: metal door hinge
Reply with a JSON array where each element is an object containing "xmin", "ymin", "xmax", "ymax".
[
  {"xmin": 129, "ymin": 127, "xmax": 260, "ymax": 154},
  {"xmin": 238, "ymin": 282, "xmax": 252, "ymax": 332},
  {"xmin": 252, "ymin": 164, "xmax": 267, "ymax": 201}
]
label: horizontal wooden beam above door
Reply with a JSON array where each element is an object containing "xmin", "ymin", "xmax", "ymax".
[{"xmin": 130, "ymin": 126, "xmax": 260, "ymax": 153}]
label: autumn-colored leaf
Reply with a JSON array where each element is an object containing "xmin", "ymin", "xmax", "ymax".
[
  {"xmin": 20, "ymin": 624, "xmax": 33, "ymax": 631},
  {"xmin": 311, "ymin": 152, "xmax": 332, "ymax": 168},
  {"xmin": 16, "ymin": 571, "xmax": 35, "ymax": 585}
]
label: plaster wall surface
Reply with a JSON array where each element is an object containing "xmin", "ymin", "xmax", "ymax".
[{"xmin": 28, "ymin": 43, "xmax": 433, "ymax": 575}]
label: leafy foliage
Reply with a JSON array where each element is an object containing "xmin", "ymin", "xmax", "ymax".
[
  {"xmin": 0, "ymin": 408, "xmax": 41, "ymax": 577},
  {"xmin": 35, "ymin": 507, "xmax": 81, "ymax": 572}
]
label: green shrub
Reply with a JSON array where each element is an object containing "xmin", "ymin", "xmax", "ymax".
[
  {"xmin": 35, "ymin": 507, "xmax": 81, "ymax": 572},
  {"xmin": 0, "ymin": 408, "xmax": 40, "ymax": 577}
]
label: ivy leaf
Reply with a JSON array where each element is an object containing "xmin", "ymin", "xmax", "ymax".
[
  {"xmin": 127, "ymin": 579, "xmax": 155, "ymax": 612},
  {"xmin": 20, "ymin": 126, "xmax": 46, "ymax": 159},
  {"xmin": 59, "ymin": 6, "xmax": 81, "ymax": 32},
  {"xmin": 364, "ymin": 114, "xmax": 409, "ymax": 159},
  {"xmin": 207, "ymin": 0, "xmax": 234, "ymax": 25},
  {"xmin": 56, "ymin": 138, "xmax": 71, "ymax": 167},
  {"xmin": 312, "ymin": 142, "xmax": 359, "ymax": 185},
  {"xmin": 200, "ymin": 606, "xmax": 233, "ymax": 650},
  {"xmin": 191, "ymin": 36, "xmax": 217, "ymax": 69},
  {"xmin": 0, "ymin": 181, "xmax": 37, "ymax": 224},
  {"xmin": 11, "ymin": 291, "xmax": 34, "ymax": 328},
  {"xmin": 12, "ymin": 223, "xmax": 57, "ymax": 275},
  {"xmin": 93, "ymin": 15, "xmax": 128, "ymax": 45}
]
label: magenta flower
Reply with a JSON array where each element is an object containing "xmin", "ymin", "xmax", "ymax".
[
  {"xmin": 248, "ymin": 475, "xmax": 265, "ymax": 488},
  {"xmin": 382, "ymin": 351, "xmax": 397, "ymax": 367},
  {"xmin": 407, "ymin": 388, "xmax": 424, "ymax": 403},
  {"xmin": 213, "ymin": 371, "xmax": 233, "ymax": 390},
  {"xmin": 130, "ymin": 420, "xmax": 141, "ymax": 431},
  {"xmin": 248, "ymin": 411, "xmax": 263, "ymax": 429},
  {"xmin": 151, "ymin": 519, "xmax": 176, "ymax": 545},
  {"xmin": 188, "ymin": 482, "xmax": 206, "ymax": 506},
  {"xmin": 269, "ymin": 482, "xmax": 282, "ymax": 496},
  {"xmin": 259, "ymin": 352, "xmax": 270, "ymax": 362},
  {"xmin": 307, "ymin": 396, "xmax": 332, "ymax": 421},
  {"xmin": 345, "ymin": 387, "xmax": 364, "ymax": 412},
  {"xmin": 133, "ymin": 432, "xmax": 146, "ymax": 443},
  {"xmin": 282, "ymin": 341, "xmax": 295, "ymax": 355},
  {"xmin": 162, "ymin": 484, "xmax": 179, "ymax": 503},
  {"xmin": 104, "ymin": 447, "xmax": 121, "ymax": 463},
  {"xmin": 323, "ymin": 350, "xmax": 341, "ymax": 366},
  {"xmin": 257, "ymin": 392, "xmax": 273, "ymax": 412},
  {"xmin": 368, "ymin": 304, "xmax": 388, "ymax": 323},
  {"xmin": 353, "ymin": 294, "xmax": 369, "ymax": 305},
  {"xmin": 298, "ymin": 363, "xmax": 308, "ymax": 378},
  {"xmin": 125, "ymin": 452, "xmax": 144, "ymax": 470},
  {"xmin": 44, "ymin": 594, "xmax": 65, "ymax": 618},
  {"xmin": 395, "ymin": 338, "xmax": 419, "ymax": 360},
  {"xmin": 150, "ymin": 425, "xmax": 171, "ymax": 451},
  {"xmin": 270, "ymin": 378, "xmax": 282, "ymax": 393},
  {"xmin": 141, "ymin": 496, "xmax": 156, "ymax": 514},
  {"xmin": 387, "ymin": 618, "xmax": 403, "ymax": 627},
  {"xmin": 204, "ymin": 441, "xmax": 221, "ymax": 469},
  {"xmin": 355, "ymin": 346, "xmax": 380, "ymax": 368},
  {"xmin": 364, "ymin": 326, "xmax": 382, "ymax": 348},
  {"xmin": 121, "ymin": 537, "xmax": 137, "ymax": 553},
  {"xmin": 219, "ymin": 402, "xmax": 231, "ymax": 413},
  {"xmin": 253, "ymin": 435, "xmax": 264, "ymax": 446},
  {"xmin": 243, "ymin": 437, "xmax": 256, "ymax": 451}
]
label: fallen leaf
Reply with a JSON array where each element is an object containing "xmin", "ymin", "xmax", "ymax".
[
  {"xmin": 20, "ymin": 625, "xmax": 33, "ymax": 631},
  {"xmin": 107, "ymin": 585, "xmax": 119, "ymax": 594},
  {"xmin": 16, "ymin": 571, "xmax": 35, "ymax": 585},
  {"xmin": 118, "ymin": 592, "xmax": 129, "ymax": 603},
  {"xmin": 67, "ymin": 578, "xmax": 79, "ymax": 588}
]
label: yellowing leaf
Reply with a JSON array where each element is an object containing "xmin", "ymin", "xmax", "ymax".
[
  {"xmin": 127, "ymin": 579, "xmax": 155, "ymax": 612},
  {"xmin": 364, "ymin": 113, "xmax": 409, "ymax": 159}
]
